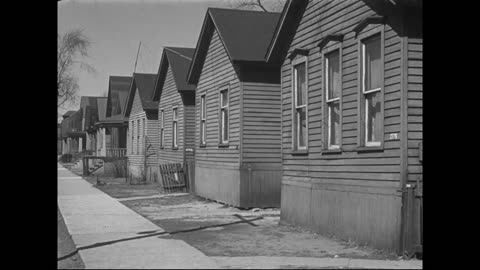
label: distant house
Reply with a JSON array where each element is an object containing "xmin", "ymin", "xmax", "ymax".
[
  {"xmin": 186, "ymin": 8, "xmax": 284, "ymax": 208},
  {"xmin": 60, "ymin": 111, "xmax": 75, "ymax": 154},
  {"xmin": 152, "ymin": 47, "xmax": 196, "ymax": 170},
  {"xmin": 267, "ymin": 0, "xmax": 422, "ymax": 253},
  {"xmin": 124, "ymin": 73, "xmax": 159, "ymax": 181},
  {"xmin": 58, "ymin": 123, "xmax": 62, "ymax": 155},
  {"xmin": 81, "ymin": 96, "xmax": 107, "ymax": 155},
  {"xmin": 95, "ymin": 76, "xmax": 132, "ymax": 157},
  {"xmin": 61, "ymin": 110, "xmax": 83, "ymax": 154}
]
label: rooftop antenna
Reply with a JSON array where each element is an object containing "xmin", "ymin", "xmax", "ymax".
[{"xmin": 133, "ymin": 41, "xmax": 141, "ymax": 73}]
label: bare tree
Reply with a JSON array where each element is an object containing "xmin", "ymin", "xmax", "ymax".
[
  {"xmin": 229, "ymin": 0, "xmax": 286, "ymax": 12},
  {"xmin": 57, "ymin": 29, "xmax": 95, "ymax": 109}
]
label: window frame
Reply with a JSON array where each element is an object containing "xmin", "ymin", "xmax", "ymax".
[
  {"xmin": 200, "ymin": 94, "xmax": 207, "ymax": 147},
  {"xmin": 142, "ymin": 117, "xmax": 146, "ymax": 154},
  {"xmin": 322, "ymin": 43, "xmax": 343, "ymax": 152},
  {"xmin": 357, "ymin": 26, "xmax": 385, "ymax": 150},
  {"xmin": 172, "ymin": 107, "xmax": 178, "ymax": 149},
  {"xmin": 130, "ymin": 121, "xmax": 134, "ymax": 154},
  {"xmin": 136, "ymin": 119, "xmax": 140, "ymax": 154},
  {"xmin": 218, "ymin": 86, "xmax": 230, "ymax": 146},
  {"xmin": 160, "ymin": 109, "xmax": 164, "ymax": 149},
  {"xmin": 291, "ymin": 56, "xmax": 309, "ymax": 153}
]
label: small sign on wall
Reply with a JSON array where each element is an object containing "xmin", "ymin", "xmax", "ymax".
[
  {"xmin": 185, "ymin": 148, "xmax": 194, "ymax": 152},
  {"xmin": 388, "ymin": 133, "xmax": 399, "ymax": 140}
]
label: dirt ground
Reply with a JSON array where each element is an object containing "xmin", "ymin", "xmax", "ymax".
[
  {"xmin": 83, "ymin": 175, "xmax": 166, "ymax": 198},
  {"xmin": 120, "ymin": 193, "xmax": 398, "ymax": 260},
  {"xmin": 58, "ymin": 207, "xmax": 85, "ymax": 269}
]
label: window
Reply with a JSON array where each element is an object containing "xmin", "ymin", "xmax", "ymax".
[
  {"xmin": 200, "ymin": 95, "xmax": 206, "ymax": 146},
  {"xmin": 137, "ymin": 119, "xmax": 140, "ymax": 154},
  {"xmin": 361, "ymin": 34, "xmax": 383, "ymax": 147},
  {"xmin": 131, "ymin": 121, "xmax": 135, "ymax": 154},
  {"xmin": 219, "ymin": 89, "xmax": 229, "ymax": 144},
  {"xmin": 160, "ymin": 110, "xmax": 164, "ymax": 148},
  {"xmin": 325, "ymin": 50, "xmax": 341, "ymax": 149},
  {"xmin": 142, "ymin": 118, "xmax": 145, "ymax": 154},
  {"xmin": 292, "ymin": 58, "xmax": 307, "ymax": 150},
  {"xmin": 172, "ymin": 108, "xmax": 178, "ymax": 148}
]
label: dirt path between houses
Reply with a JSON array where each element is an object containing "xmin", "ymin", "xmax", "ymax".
[
  {"xmin": 81, "ymin": 175, "xmax": 398, "ymax": 260},
  {"xmin": 120, "ymin": 194, "xmax": 398, "ymax": 260}
]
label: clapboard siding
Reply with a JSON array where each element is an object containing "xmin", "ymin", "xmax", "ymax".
[
  {"xmin": 278, "ymin": 0, "xmax": 412, "ymax": 252},
  {"xmin": 184, "ymin": 104, "xmax": 196, "ymax": 161},
  {"xmin": 127, "ymin": 90, "xmax": 158, "ymax": 170},
  {"xmin": 158, "ymin": 64, "xmax": 186, "ymax": 165},
  {"xmin": 281, "ymin": 0, "xmax": 403, "ymax": 185},
  {"xmin": 407, "ymin": 35, "xmax": 422, "ymax": 183},
  {"xmin": 195, "ymin": 28, "xmax": 240, "ymax": 166},
  {"xmin": 242, "ymin": 82, "xmax": 282, "ymax": 165},
  {"xmin": 128, "ymin": 89, "xmax": 145, "ymax": 166}
]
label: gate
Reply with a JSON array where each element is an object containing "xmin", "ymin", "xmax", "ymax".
[{"xmin": 159, "ymin": 163, "xmax": 187, "ymax": 193}]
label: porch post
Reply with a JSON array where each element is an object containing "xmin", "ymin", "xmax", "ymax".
[
  {"xmin": 79, "ymin": 137, "xmax": 83, "ymax": 153},
  {"xmin": 101, "ymin": 127, "xmax": 107, "ymax": 156}
]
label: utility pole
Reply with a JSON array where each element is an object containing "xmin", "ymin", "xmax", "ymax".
[{"xmin": 133, "ymin": 41, "xmax": 141, "ymax": 73}]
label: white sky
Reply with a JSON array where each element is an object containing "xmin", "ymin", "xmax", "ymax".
[{"xmin": 58, "ymin": 0, "xmax": 233, "ymax": 120}]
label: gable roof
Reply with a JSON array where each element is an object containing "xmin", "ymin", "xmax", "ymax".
[
  {"xmin": 187, "ymin": 8, "xmax": 281, "ymax": 84},
  {"xmin": 152, "ymin": 47, "xmax": 196, "ymax": 102},
  {"xmin": 97, "ymin": 96, "xmax": 108, "ymax": 122},
  {"xmin": 264, "ymin": 0, "xmax": 308, "ymax": 64},
  {"xmin": 106, "ymin": 76, "xmax": 132, "ymax": 117},
  {"xmin": 266, "ymin": 0, "xmax": 422, "ymax": 63},
  {"xmin": 62, "ymin": 110, "xmax": 76, "ymax": 119},
  {"xmin": 124, "ymin": 73, "xmax": 158, "ymax": 117}
]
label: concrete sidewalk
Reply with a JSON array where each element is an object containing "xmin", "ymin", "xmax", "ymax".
[{"xmin": 57, "ymin": 163, "xmax": 219, "ymax": 269}]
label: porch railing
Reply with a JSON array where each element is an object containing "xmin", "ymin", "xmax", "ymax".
[{"xmin": 106, "ymin": 148, "xmax": 127, "ymax": 158}]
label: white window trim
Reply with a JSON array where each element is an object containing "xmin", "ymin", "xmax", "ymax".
[
  {"xmin": 142, "ymin": 117, "xmax": 146, "ymax": 154},
  {"xmin": 136, "ymin": 119, "xmax": 140, "ymax": 154},
  {"xmin": 325, "ymin": 50, "xmax": 341, "ymax": 150},
  {"xmin": 160, "ymin": 110, "xmax": 164, "ymax": 148},
  {"xmin": 200, "ymin": 95, "xmax": 206, "ymax": 145},
  {"xmin": 219, "ymin": 88, "xmax": 229, "ymax": 144},
  {"xmin": 291, "ymin": 56, "xmax": 308, "ymax": 151},
  {"xmin": 172, "ymin": 107, "xmax": 178, "ymax": 148},
  {"xmin": 359, "ymin": 31, "xmax": 384, "ymax": 148}
]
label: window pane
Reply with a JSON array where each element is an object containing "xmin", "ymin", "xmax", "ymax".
[
  {"xmin": 201, "ymin": 121, "xmax": 205, "ymax": 144},
  {"xmin": 295, "ymin": 63, "xmax": 306, "ymax": 106},
  {"xmin": 201, "ymin": 96, "xmax": 205, "ymax": 119},
  {"xmin": 222, "ymin": 108, "xmax": 228, "ymax": 142},
  {"xmin": 160, "ymin": 129, "xmax": 163, "ymax": 147},
  {"xmin": 329, "ymin": 102, "xmax": 340, "ymax": 147},
  {"xmin": 173, "ymin": 122, "xmax": 177, "ymax": 146},
  {"xmin": 366, "ymin": 91, "xmax": 382, "ymax": 143},
  {"xmin": 365, "ymin": 35, "xmax": 381, "ymax": 91},
  {"xmin": 297, "ymin": 107, "xmax": 306, "ymax": 147},
  {"xmin": 221, "ymin": 91, "xmax": 228, "ymax": 107},
  {"xmin": 327, "ymin": 51, "xmax": 341, "ymax": 100}
]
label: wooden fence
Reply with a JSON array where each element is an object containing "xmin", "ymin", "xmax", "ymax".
[
  {"xmin": 106, "ymin": 148, "xmax": 127, "ymax": 158},
  {"xmin": 159, "ymin": 163, "xmax": 187, "ymax": 193}
]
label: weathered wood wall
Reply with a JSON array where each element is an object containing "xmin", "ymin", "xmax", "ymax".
[
  {"xmin": 127, "ymin": 89, "xmax": 159, "ymax": 182},
  {"xmin": 158, "ymin": 63, "xmax": 186, "ymax": 165},
  {"xmin": 279, "ymin": 0, "xmax": 408, "ymax": 251},
  {"xmin": 195, "ymin": 27, "xmax": 242, "ymax": 204},
  {"xmin": 239, "ymin": 74, "xmax": 283, "ymax": 207},
  {"xmin": 406, "ymin": 9, "xmax": 422, "ymax": 185}
]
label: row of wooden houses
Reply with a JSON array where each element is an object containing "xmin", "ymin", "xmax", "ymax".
[{"xmin": 59, "ymin": 0, "xmax": 422, "ymax": 254}]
